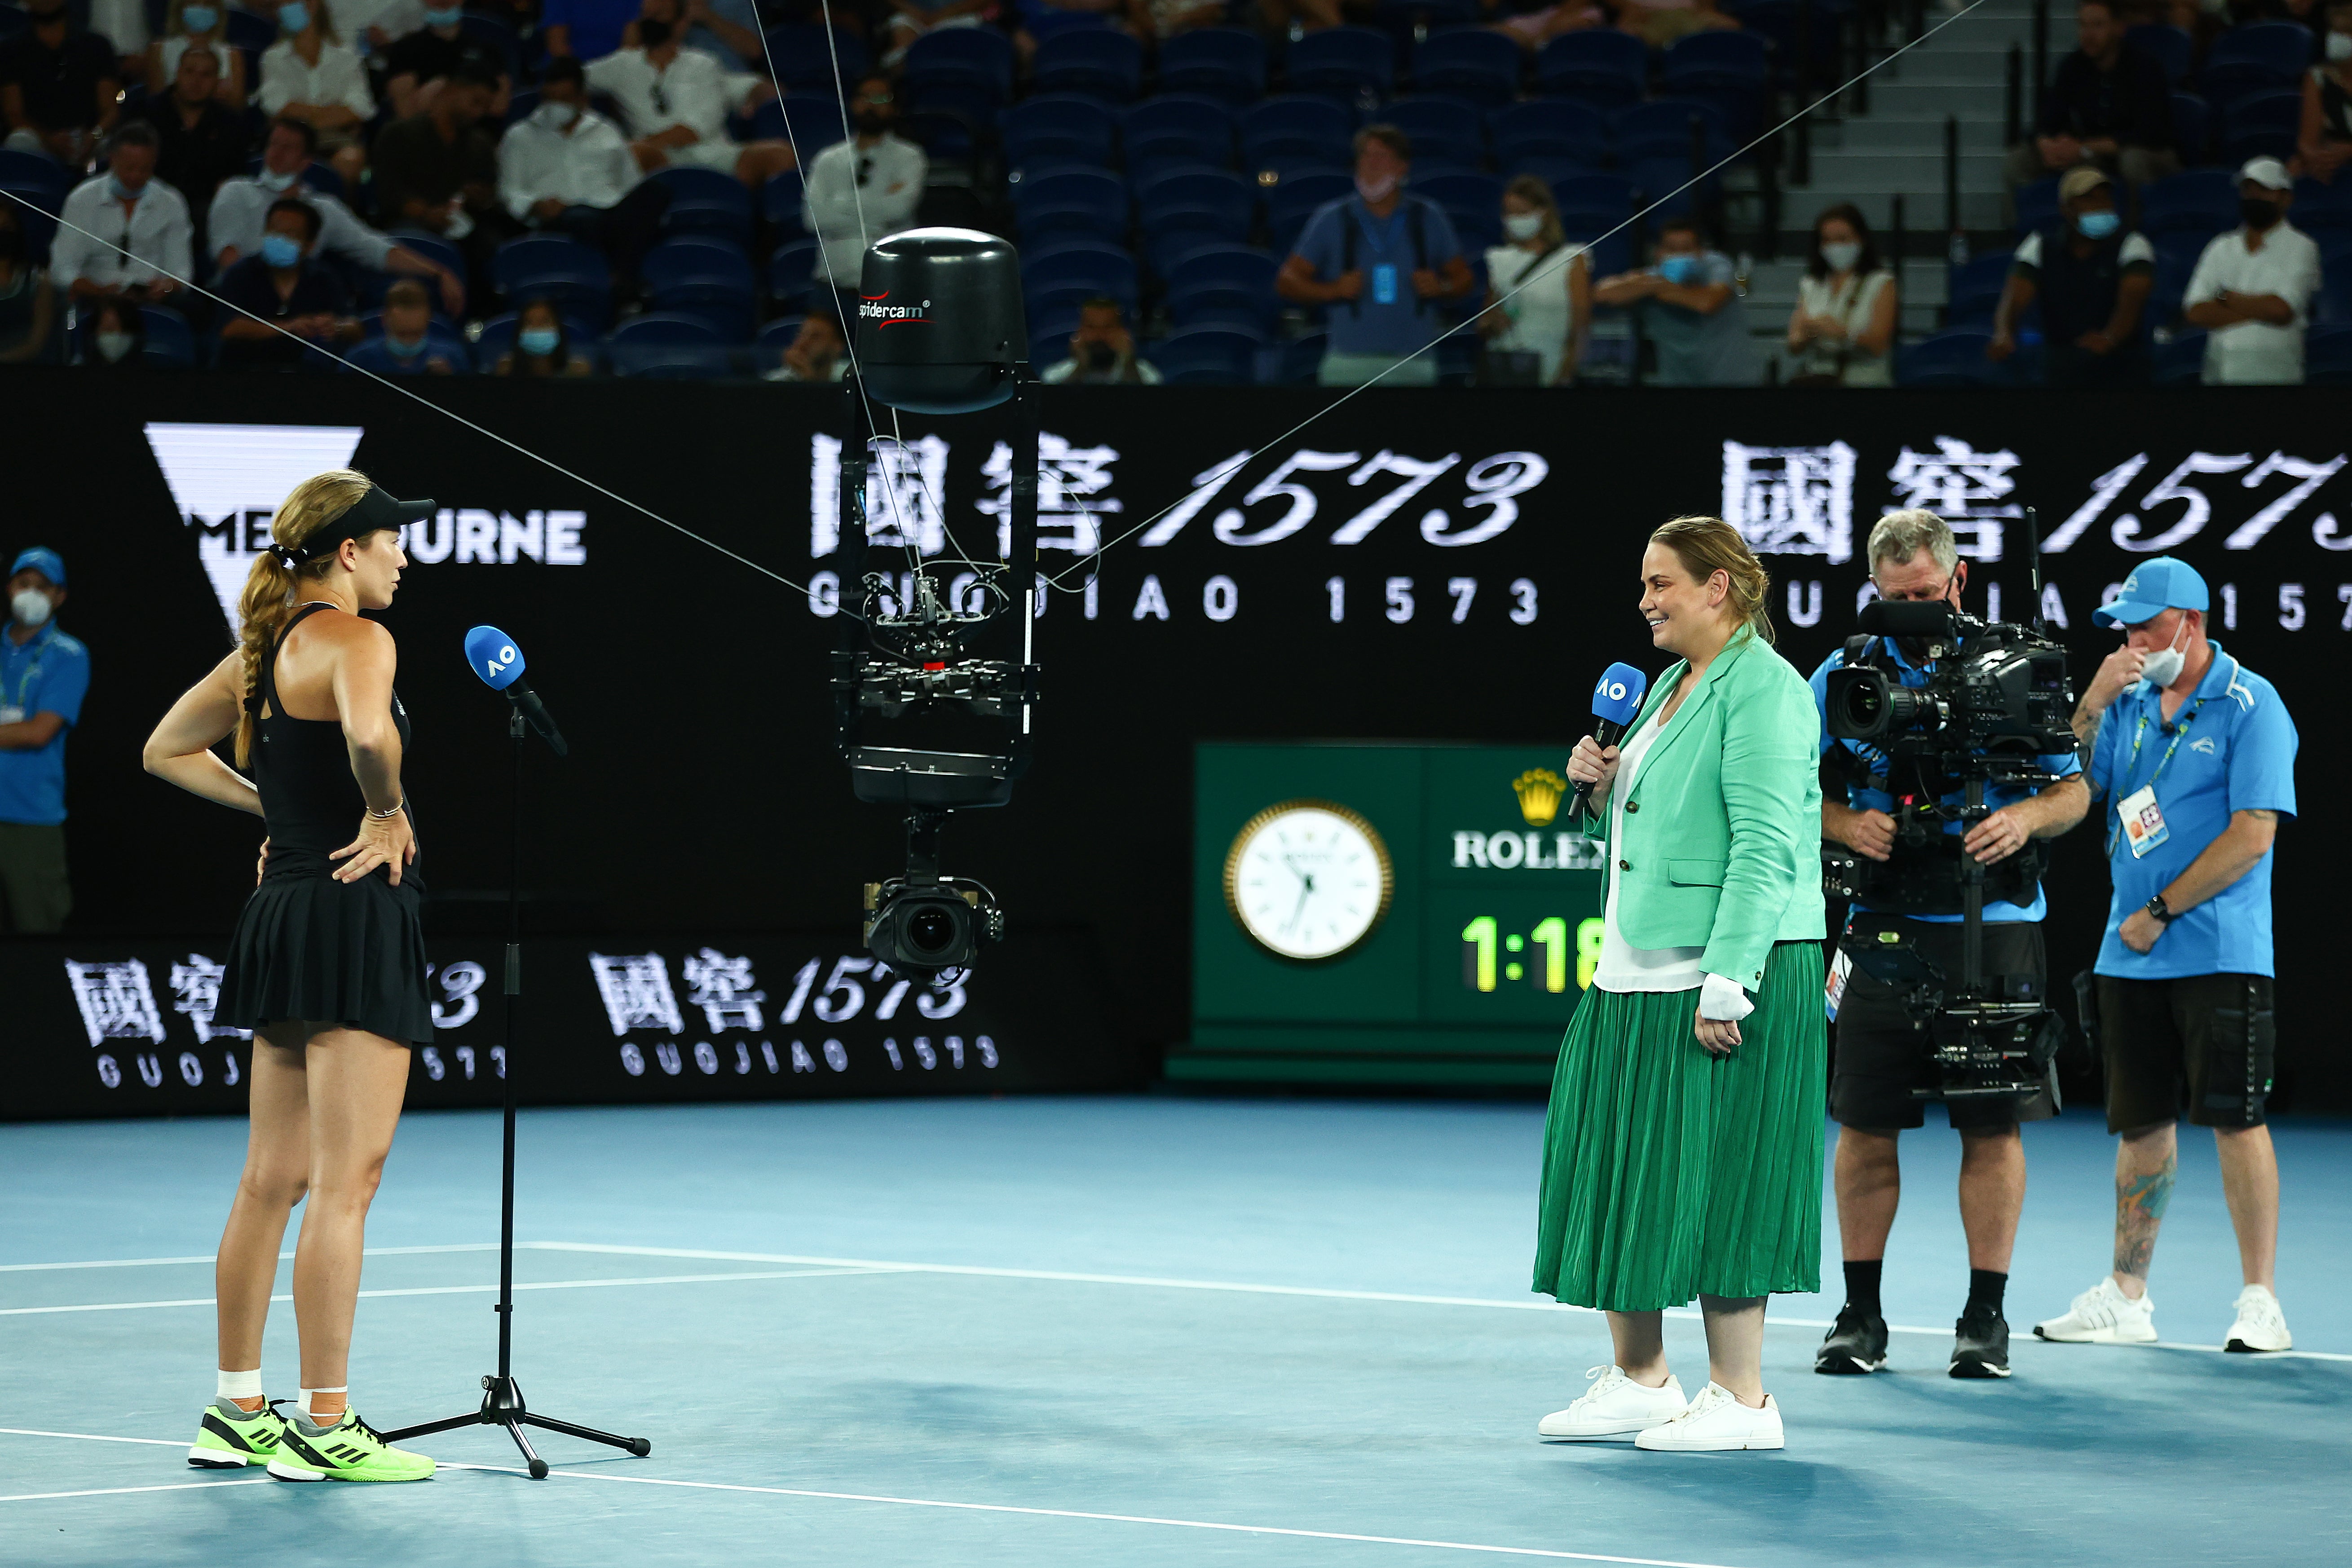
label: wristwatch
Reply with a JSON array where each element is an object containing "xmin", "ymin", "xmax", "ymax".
[{"xmin": 2145, "ymin": 893, "xmax": 2176, "ymax": 924}]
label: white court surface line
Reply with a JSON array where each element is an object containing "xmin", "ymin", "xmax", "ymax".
[
  {"xmin": 0, "ymin": 1428, "xmax": 1752, "ymax": 1566},
  {"xmin": 0, "ymin": 1478, "xmax": 270, "ymax": 1502},
  {"xmin": 521, "ymin": 1243, "xmax": 2352, "ymax": 1365},
  {"xmin": 0, "ymin": 1267, "xmax": 898, "ymax": 1316},
  {"xmin": 0, "ymin": 1243, "xmax": 501, "ymax": 1273}
]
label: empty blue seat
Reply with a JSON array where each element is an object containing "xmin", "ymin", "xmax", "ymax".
[
  {"xmin": 761, "ymin": 25, "xmax": 870, "ymax": 92},
  {"xmin": 2219, "ymin": 87, "xmax": 2304, "ymax": 165},
  {"xmin": 644, "ymin": 235, "xmax": 757, "ymax": 337},
  {"xmin": 493, "ymin": 235, "xmax": 610, "ymax": 324},
  {"xmin": 1897, "ymin": 328, "xmax": 2003, "ymax": 387},
  {"xmin": 2151, "ymin": 328, "xmax": 2206, "ymax": 384},
  {"xmin": 1945, "ymin": 249, "xmax": 2015, "ymax": 327},
  {"xmin": 1243, "ymin": 96, "xmax": 1355, "ymax": 173},
  {"xmin": 1012, "ymin": 166, "xmax": 1130, "ymax": 240},
  {"xmin": 1409, "ymin": 30, "xmax": 1521, "ymax": 106},
  {"xmin": 649, "ymin": 164, "xmax": 753, "ymax": 240},
  {"xmin": 768, "ymin": 236, "xmax": 821, "ymax": 305},
  {"xmin": 1724, "ymin": 0, "xmax": 1841, "ymax": 88},
  {"xmin": 1023, "ymin": 238, "xmax": 1139, "ymax": 309},
  {"xmin": 2308, "ymin": 323, "xmax": 2352, "ymax": 384},
  {"xmin": 1124, "ymin": 94, "xmax": 1236, "ymax": 172},
  {"xmin": 1612, "ymin": 98, "xmax": 1733, "ymax": 161},
  {"xmin": 1159, "ymin": 27, "xmax": 1267, "ymax": 104},
  {"xmin": 387, "ymin": 228, "xmax": 466, "ymax": 282},
  {"xmin": 1150, "ymin": 324, "xmax": 1262, "ymax": 384},
  {"xmin": 1506, "ymin": 153, "xmax": 1604, "ymax": 190},
  {"xmin": 1490, "ymin": 99, "xmax": 1606, "ymax": 169},
  {"xmin": 1536, "ymin": 31, "xmax": 1647, "ymax": 109},
  {"xmin": 905, "ymin": 27, "xmax": 1016, "ymax": 104},
  {"xmin": 1138, "ymin": 167, "xmax": 1258, "ymax": 266},
  {"xmin": 1034, "ymin": 27, "xmax": 1142, "ymax": 102},
  {"xmin": 609, "ymin": 313, "xmax": 736, "ymax": 378},
  {"xmin": 2013, "ymin": 175, "xmax": 2060, "ymax": 235},
  {"xmin": 2198, "ymin": 22, "xmax": 2312, "ymax": 107},
  {"xmin": 2294, "ymin": 176, "xmax": 2352, "ymax": 235},
  {"xmin": 2149, "ymin": 231, "xmax": 2206, "ymax": 327},
  {"xmin": 754, "ymin": 313, "xmax": 807, "ymax": 358},
  {"xmin": 2126, "ymin": 23, "xmax": 2193, "ymax": 85},
  {"xmin": 1625, "ymin": 155, "xmax": 1718, "ymax": 218},
  {"xmin": 1415, "ymin": 170, "xmax": 1502, "ymax": 249},
  {"xmin": 1379, "ymin": 97, "xmax": 1485, "ymax": 168},
  {"xmin": 762, "ymin": 169, "xmax": 806, "ymax": 232},
  {"xmin": 1163, "ymin": 242, "xmax": 1279, "ymax": 328},
  {"xmin": 137, "ymin": 306, "xmax": 197, "ymax": 368},
  {"xmin": 0, "ymin": 147, "xmax": 65, "ymax": 204},
  {"xmin": 755, "ymin": 95, "xmax": 850, "ymax": 159},
  {"xmin": 1284, "ymin": 26, "xmax": 1395, "ymax": 102},
  {"xmin": 2170, "ymin": 90, "xmax": 2211, "ymax": 162},
  {"xmin": 1662, "ymin": 30, "xmax": 1768, "ymax": 91},
  {"xmin": 1553, "ymin": 171, "xmax": 1639, "ymax": 217},
  {"xmin": 1002, "ymin": 94, "xmax": 1119, "ymax": 170},
  {"xmin": 2138, "ymin": 169, "xmax": 2238, "ymax": 236}
]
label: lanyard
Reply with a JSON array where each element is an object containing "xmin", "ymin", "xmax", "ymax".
[
  {"xmin": 2106, "ymin": 671, "xmax": 2223, "ymax": 855},
  {"xmin": 2, "ymin": 625, "xmax": 51, "ymax": 713}
]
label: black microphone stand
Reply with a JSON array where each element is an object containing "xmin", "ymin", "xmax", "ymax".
[{"xmin": 384, "ymin": 700, "xmax": 648, "ymax": 1479}]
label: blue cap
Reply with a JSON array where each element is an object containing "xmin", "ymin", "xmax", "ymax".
[
  {"xmin": 2094, "ymin": 556, "xmax": 2207, "ymax": 629},
  {"xmin": 9, "ymin": 547, "xmax": 64, "ymax": 587}
]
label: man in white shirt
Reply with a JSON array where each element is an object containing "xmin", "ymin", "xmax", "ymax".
[
  {"xmin": 2183, "ymin": 157, "xmax": 2322, "ymax": 386},
  {"xmin": 801, "ymin": 74, "xmax": 926, "ymax": 300},
  {"xmin": 326, "ymin": 0, "xmax": 428, "ymax": 56},
  {"xmin": 211, "ymin": 117, "xmax": 465, "ymax": 317},
  {"xmin": 498, "ymin": 57, "xmax": 671, "ymax": 283},
  {"xmin": 51, "ymin": 122, "xmax": 191, "ymax": 311},
  {"xmin": 585, "ymin": 0, "xmax": 793, "ymax": 187}
]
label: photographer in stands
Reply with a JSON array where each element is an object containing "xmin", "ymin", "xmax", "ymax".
[
  {"xmin": 1810, "ymin": 510, "xmax": 2089, "ymax": 1381},
  {"xmin": 2034, "ymin": 559, "xmax": 2299, "ymax": 1356}
]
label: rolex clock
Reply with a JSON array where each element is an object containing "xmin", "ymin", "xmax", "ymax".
[{"xmin": 1222, "ymin": 799, "xmax": 1395, "ymax": 961}]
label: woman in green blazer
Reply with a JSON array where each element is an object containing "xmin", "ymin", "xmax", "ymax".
[{"xmin": 1532, "ymin": 515, "xmax": 1827, "ymax": 1453}]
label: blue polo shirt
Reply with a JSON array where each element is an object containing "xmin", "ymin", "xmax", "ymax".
[
  {"xmin": 0, "ymin": 621, "xmax": 91, "ymax": 826},
  {"xmin": 2088, "ymin": 642, "xmax": 2296, "ymax": 979},
  {"xmin": 1809, "ymin": 636, "xmax": 2081, "ymax": 923},
  {"xmin": 1292, "ymin": 194, "xmax": 1461, "ymax": 357}
]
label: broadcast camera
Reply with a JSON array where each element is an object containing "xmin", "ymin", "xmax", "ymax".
[{"xmin": 1820, "ymin": 584, "xmax": 2080, "ymax": 1101}]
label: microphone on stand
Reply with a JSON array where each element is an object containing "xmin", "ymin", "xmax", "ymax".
[
  {"xmin": 463, "ymin": 625, "xmax": 568, "ymax": 757},
  {"xmin": 1571, "ymin": 661, "xmax": 1651, "ymax": 822}
]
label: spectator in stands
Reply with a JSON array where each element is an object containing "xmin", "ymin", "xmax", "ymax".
[
  {"xmin": 1593, "ymin": 215, "xmax": 1760, "ymax": 386},
  {"xmin": 1127, "ymin": 0, "xmax": 1230, "ymax": 44},
  {"xmin": 217, "ymin": 119, "xmax": 467, "ymax": 314},
  {"xmin": 1784, "ymin": 202, "xmax": 1897, "ymax": 387},
  {"xmin": 382, "ymin": 4, "xmax": 512, "ymax": 120},
  {"xmin": 136, "ymin": 47, "xmax": 250, "ymax": 243},
  {"xmin": 80, "ymin": 295, "xmax": 145, "ymax": 364},
  {"xmin": 373, "ymin": 62, "xmax": 511, "ymax": 286},
  {"xmin": 2299, "ymin": 0, "xmax": 2352, "ymax": 182},
  {"xmin": 344, "ymin": 276, "xmax": 462, "ymax": 372},
  {"xmin": 493, "ymin": 296, "xmax": 594, "ymax": 375},
  {"xmin": 143, "ymin": 1, "xmax": 246, "ymax": 106},
  {"xmin": 679, "ymin": 0, "xmax": 768, "ymax": 71},
  {"xmin": 1990, "ymin": 164, "xmax": 2154, "ymax": 384},
  {"xmin": 0, "ymin": 547, "xmax": 87, "ymax": 935},
  {"xmin": 2007, "ymin": 0, "xmax": 2176, "ymax": 196},
  {"xmin": 0, "ymin": 211, "xmax": 56, "ymax": 362},
  {"xmin": 216, "ymin": 197, "xmax": 363, "ymax": 368},
  {"xmin": 88, "ymin": 0, "xmax": 153, "ymax": 75},
  {"xmin": 1478, "ymin": 175, "xmax": 1589, "ymax": 386},
  {"xmin": 323, "ymin": 0, "xmax": 430, "ymax": 57},
  {"xmin": 260, "ymin": 1, "xmax": 378, "ymax": 191},
  {"xmin": 0, "ymin": 0, "xmax": 123, "ymax": 167},
  {"xmin": 544, "ymin": 0, "xmax": 644, "ymax": 63},
  {"xmin": 499, "ymin": 57, "xmax": 672, "ymax": 290},
  {"xmin": 2184, "ymin": 157, "xmax": 2322, "ymax": 381},
  {"xmin": 1277, "ymin": 125, "xmax": 1474, "ymax": 388},
  {"xmin": 1493, "ymin": 1, "xmax": 1609, "ymax": 54},
  {"xmin": 52, "ymin": 124, "xmax": 193, "ymax": 314},
  {"xmin": 765, "ymin": 308, "xmax": 852, "ymax": 381},
  {"xmin": 803, "ymin": 75, "xmax": 926, "ymax": 309},
  {"xmin": 587, "ymin": 0, "xmax": 794, "ymax": 187},
  {"xmin": 1040, "ymin": 296, "xmax": 1163, "ymax": 384},
  {"xmin": 1613, "ymin": 0, "xmax": 1739, "ymax": 49}
]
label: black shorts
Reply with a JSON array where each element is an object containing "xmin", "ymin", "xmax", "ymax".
[
  {"xmin": 2093, "ymin": 972, "xmax": 2275, "ymax": 1133},
  {"xmin": 1830, "ymin": 914, "xmax": 2057, "ymax": 1132}
]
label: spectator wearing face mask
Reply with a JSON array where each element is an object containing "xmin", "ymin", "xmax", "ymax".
[
  {"xmin": 213, "ymin": 119, "xmax": 467, "ymax": 316},
  {"xmin": 51, "ymin": 122, "xmax": 193, "ymax": 314},
  {"xmin": 1039, "ymin": 296, "xmax": 1163, "ymax": 384},
  {"xmin": 1784, "ymin": 203, "xmax": 1897, "ymax": 387},
  {"xmin": 216, "ymin": 198, "xmax": 362, "ymax": 369},
  {"xmin": 1990, "ymin": 164, "xmax": 2153, "ymax": 385},
  {"xmin": 586, "ymin": 0, "xmax": 793, "ymax": 188},
  {"xmin": 1478, "ymin": 175, "xmax": 1589, "ymax": 387},
  {"xmin": 80, "ymin": 296, "xmax": 146, "ymax": 365},
  {"xmin": 2298, "ymin": 0, "xmax": 2352, "ymax": 184},
  {"xmin": 2183, "ymin": 158, "xmax": 2322, "ymax": 385},
  {"xmin": 0, "ymin": 547, "xmax": 88, "ymax": 935},
  {"xmin": 133, "ymin": 47, "xmax": 250, "ymax": 244},
  {"xmin": 0, "ymin": 212, "xmax": 55, "ymax": 362},
  {"xmin": 145, "ymin": 0, "xmax": 247, "ymax": 106},
  {"xmin": 260, "ymin": 0, "xmax": 379, "ymax": 192},
  {"xmin": 381, "ymin": 2, "xmax": 511, "ymax": 120},
  {"xmin": 498, "ymin": 56, "xmax": 671, "ymax": 286},
  {"xmin": 344, "ymin": 276, "xmax": 464, "ymax": 372},
  {"xmin": 1593, "ymin": 215, "xmax": 1760, "ymax": 386},
  {"xmin": 494, "ymin": 296, "xmax": 594, "ymax": 375},
  {"xmin": 801, "ymin": 75, "xmax": 926, "ymax": 313},
  {"xmin": 0, "ymin": 0, "xmax": 122, "ymax": 167}
]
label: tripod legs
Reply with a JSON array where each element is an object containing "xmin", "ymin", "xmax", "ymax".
[{"xmin": 383, "ymin": 1374, "xmax": 649, "ymax": 1480}]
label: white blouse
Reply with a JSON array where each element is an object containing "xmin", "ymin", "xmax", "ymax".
[
  {"xmin": 1483, "ymin": 240, "xmax": 1584, "ymax": 384},
  {"xmin": 258, "ymin": 40, "xmax": 376, "ymax": 121},
  {"xmin": 1792, "ymin": 267, "xmax": 1894, "ymax": 386},
  {"xmin": 1592, "ymin": 707, "xmax": 1707, "ymax": 994}
]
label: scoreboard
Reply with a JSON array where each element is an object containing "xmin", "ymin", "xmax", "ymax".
[{"xmin": 1173, "ymin": 742, "xmax": 1605, "ymax": 1087}]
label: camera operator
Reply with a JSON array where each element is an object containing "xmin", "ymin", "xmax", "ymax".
[
  {"xmin": 2032, "ymin": 558, "xmax": 2298, "ymax": 1355},
  {"xmin": 1809, "ymin": 510, "xmax": 2089, "ymax": 1380}
]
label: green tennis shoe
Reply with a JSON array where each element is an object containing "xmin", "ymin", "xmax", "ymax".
[
  {"xmin": 265, "ymin": 1408, "xmax": 436, "ymax": 1483},
  {"xmin": 188, "ymin": 1399, "xmax": 286, "ymax": 1469}
]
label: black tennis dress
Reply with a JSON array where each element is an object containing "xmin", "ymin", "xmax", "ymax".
[{"xmin": 217, "ymin": 602, "xmax": 432, "ymax": 1046}]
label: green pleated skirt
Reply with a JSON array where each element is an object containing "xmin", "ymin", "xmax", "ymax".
[{"xmin": 1531, "ymin": 940, "xmax": 1826, "ymax": 1313}]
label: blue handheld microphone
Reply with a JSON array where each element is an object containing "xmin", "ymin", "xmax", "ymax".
[
  {"xmin": 464, "ymin": 625, "xmax": 568, "ymax": 757},
  {"xmin": 1572, "ymin": 662, "xmax": 1650, "ymax": 819}
]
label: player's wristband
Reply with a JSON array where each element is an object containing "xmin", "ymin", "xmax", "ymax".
[{"xmin": 2145, "ymin": 894, "xmax": 2176, "ymax": 924}]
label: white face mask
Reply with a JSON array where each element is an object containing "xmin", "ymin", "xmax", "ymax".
[
  {"xmin": 2138, "ymin": 615, "xmax": 2190, "ymax": 688},
  {"xmin": 10, "ymin": 588, "xmax": 52, "ymax": 627},
  {"xmin": 2329, "ymin": 31, "xmax": 2351, "ymax": 62},
  {"xmin": 1355, "ymin": 172, "xmax": 1398, "ymax": 203},
  {"xmin": 1820, "ymin": 240, "xmax": 1862, "ymax": 273},
  {"xmin": 1503, "ymin": 211, "xmax": 1543, "ymax": 242},
  {"xmin": 534, "ymin": 100, "xmax": 581, "ymax": 131},
  {"xmin": 257, "ymin": 165, "xmax": 299, "ymax": 192},
  {"xmin": 95, "ymin": 330, "xmax": 136, "ymax": 362}
]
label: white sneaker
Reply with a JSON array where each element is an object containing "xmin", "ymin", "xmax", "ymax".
[
  {"xmin": 1537, "ymin": 1365, "xmax": 1688, "ymax": 1441},
  {"xmin": 1633, "ymin": 1382, "xmax": 1784, "ymax": 1452},
  {"xmin": 2033, "ymin": 1276, "xmax": 2158, "ymax": 1344},
  {"xmin": 2224, "ymin": 1285, "xmax": 2291, "ymax": 1353}
]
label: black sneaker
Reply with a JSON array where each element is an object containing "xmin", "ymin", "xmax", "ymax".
[
  {"xmin": 1815, "ymin": 1303, "xmax": 1889, "ymax": 1374},
  {"xmin": 1950, "ymin": 1304, "xmax": 2012, "ymax": 1379}
]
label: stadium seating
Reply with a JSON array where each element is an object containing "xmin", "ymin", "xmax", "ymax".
[
  {"xmin": 2308, "ymin": 324, "xmax": 2352, "ymax": 384},
  {"xmin": 1002, "ymin": 95, "xmax": 1120, "ymax": 171},
  {"xmin": 1158, "ymin": 28, "xmax": 1268, "ymax": 105},
  {"xmin": 1243, "ymin": 97, "xmax": 1354, "ymax": 175},
  {"xmin": 2217, "ymin": 88, "xmax": 2305, "ymax": 166},
  {"xmin": 1283, "ymin": 27, "xmax": 1396, "ymax": 102},
  {"xmin": 1380, "ymin": 98, "xmax": 1486, "ymax": 175},
  {"xmin": 2197, "ymin": 22, "xmax": 2313, "ymax": 108},
  {"xmin": 1163, "ymin": 242, "xmax": 1281, "ymax": 331},
  {"xmin": 2138, "ymin": 170, "xmax": 2238, "ymax": 237},
  {"xmin": 1536, "ymin": 31, "xmax": 1647, "ymax": 109},
  {"xmin": 609, "ymin": 313, "xmax": 736, "ymax": 379},
  {"xmin": 1033, "ymin": 28, "xmax": 1142, "ymax": 102},
  {"xmin": 1944, "ymin": 250, "xmax": 2015, "ymax": 327},
  {"xmin": 1490, "ymin": 99, "xmax": 1608, "ymax": 171},
  {"xmin": 768, "ymin": 236, "xmax": 821, "ymax": 306},
  {"xmin": 1149, "ymin": 324, "xmax": 1263, "ymax": 384},
  {"xmin": 1408, "ymin": 31, "xmax": 1521, "ymax": 107},
  {"xmin": 1897, "ymin": 328, "xmax": 2006, "ymax": 387},
  {"xmin": 643, "ymin": 236, "xmax": 758, "ymax": 339},
  {"xmin": 1012, "ymin": 166, "xmax": 1130, "ymax": 241},
  {"xmin": 493, "ymin": 235, "xmax": 612, "ymax": 326},
  {"xmin": 760, "ymin": 25, "xmax": 870, "ymax": 93},
  {"xmin": 2127, "ymin": 24, "xmax": 2193, "ymax": 86},
  {"xmin": 1124, "ymin": 96, "xmax": 1238, "ymax": 173},
  {"xmin": 649, "ymin": 165, "xmax": 754, "ymax": 243}
]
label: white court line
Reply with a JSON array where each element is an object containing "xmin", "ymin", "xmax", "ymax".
[
  {"xmin": 0, "ymin": 1243, "xmax": 501, "ymax": 1273},
  {"xmin": 0, "ymin": 1428, "xmax": 1751, "ymax": 1567},
  {"xmin": 0, "ymin": 1478, "xmax": 270, "ymax": 1502},
  {"xmin": 0, "ymin": 1267, "xmax": 897, "ymax": 1316}
]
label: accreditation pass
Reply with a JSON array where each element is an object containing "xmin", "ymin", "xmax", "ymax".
[{"xmin": 2117, "ymin": 784, "xmax": 2169, "ymax": 858}]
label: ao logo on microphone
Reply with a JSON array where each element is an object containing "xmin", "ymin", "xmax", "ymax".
[
  {"xmin": 477, "ymin": 640, "xmax": 520, "ymax": 684},
  {"xmin": 1594, "ymin": 673, "xmax": 1632, "ymax": 705}
]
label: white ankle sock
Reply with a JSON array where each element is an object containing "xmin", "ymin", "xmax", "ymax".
[
  {"xmin": 217, "ymin": 1369, "xmax": 264, "ymax": 1403},
  {"xmin": 297, "ymin": 1386, "xmax": 348, "ymax": 1423}
]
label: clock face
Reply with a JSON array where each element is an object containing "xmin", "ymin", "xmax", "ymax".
[{"xmin": 1223, "ymin": 800, "xmax": 1394, "ymax": 962}]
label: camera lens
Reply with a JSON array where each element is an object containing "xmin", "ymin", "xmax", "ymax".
[{"xmin": 907, "ymin": 905, "xmax": 959, "ymax": 956}]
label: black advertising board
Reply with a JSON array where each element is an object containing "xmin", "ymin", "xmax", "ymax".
[{"xmin": 0, "ymin": 371, "xmax": 2346, "ymax": 1112}]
